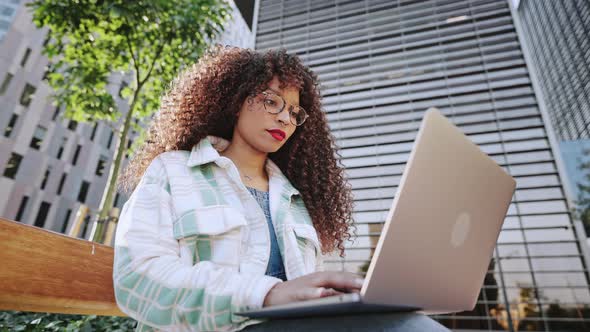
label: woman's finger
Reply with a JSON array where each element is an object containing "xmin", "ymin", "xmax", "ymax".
[
  {"xmin": 320, "ymin": 288, "xmax": 345, "ymax": 297},
  {"xmin": 313, "ymin": 272, "xmax": 364, "ymax": 290},
  {"xmin": 297, "ymin": 287, "xmax": 325, "ymax": 302}
]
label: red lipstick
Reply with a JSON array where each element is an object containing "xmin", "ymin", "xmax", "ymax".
[{"xmin": 267, "ymin": 129, "xmax": 286, "ymax": 141}]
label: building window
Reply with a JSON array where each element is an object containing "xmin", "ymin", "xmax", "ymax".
[
  {"xmin": 19, "ymin": 83, "xmax": 36, "ymax": 107},
  {"xmin": 4, "ymin": 113, "xmax": 18, "ymax": 137},
  {"xmin": 1, "ymin": 6, "xmax": 14, "ymax": 16},
  {"xmin": 0, "ymin": 72, "xmax": 13, "ymax": 95},
  {"xmin": 14, "ymin": 195, "xmax": 29, "ymax": 222},
  {"xmin": 60, "ymin": 209, "xmax": 72, "ymax": 233},
  {"xmin": 113, "ymin": 192, "xmax": 120, "ymax": 207},
  {"xmin": 106, "ymin": 130, "xmax": 114, "ymax": 149},
  {"xmin": 40, "ymin": 166, "xmax": 51, "ymax": 190},
  {"xmin": 0, "ymin": 19, "xmax": 9, "ymax": 31},
  {"xmin": 80, "ymin": 213, "xmax": 90, "ymax": 238},
  {"xmin": 33, "ymin": 201, "xmax": 51, "ymax": 228},
  {"xmin": 125, "ymin": 138, "xmax": 134, "ymax": 159},
  {"xmin": 118, "ymin": 80, "xmax": 128, "ymax": 98},
  {"xmin": 56, "ymin": 137, "xmax": 67, "ymax": 159},
  {"xmin": 42, "ymin": 33, "xmax": 51, "ymax": 47},
  {"xmin": 3, "ymin": 152, "xmax": 23, "ymax": 179},
  {"xmin": 72, "ymin": 144, "xmax": 82, "ymax": 165},
  {"xmin": 52, "ymin": 106, "xmax": 60, "ymax": 121},
  {"xmin": 42, "ymin": 65, "xmax": 54, "ymax": 81},
  {"xmin": 67, "ymin": 120, "xmax": 78, "ymax": 131},
  {"xmin": 57, "ymin": 173, "xmax": 67, "ymax": 195},
  {"xmin": 20, "ymin": 47, "xmax": 31, "ymax": 67},
  {"xmin": 90, "ymin": 122, "xmax": 98, "ymax": 141},
  {"xmin": 29, "ymin": 125, "xmax": 47, "ymax": 150},
  {"xmin": 95, "ymin": 155, "xmax": 108, "ymax": 176},
  {"xmin": 77, "ymin": 180, "xmax": 90, "ymax": 203}
]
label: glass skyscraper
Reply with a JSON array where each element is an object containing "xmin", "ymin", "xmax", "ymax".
[
  {"xmin": 516, "ymin": 0, "xmax": 590, "ymax": 244},
  {"xmin": 255, "ymin": 0, "xmax": 590, "ymax": 330},
  {"xmin": 518, "ymin": 0, "xmax": 590, "ymax": 142}
]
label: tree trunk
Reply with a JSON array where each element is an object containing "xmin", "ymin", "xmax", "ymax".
[{"xmin": 91, "ymin": 86, "xmax": 141, "ymax": 242}]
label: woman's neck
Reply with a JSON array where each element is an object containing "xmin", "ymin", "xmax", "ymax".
[{"xmin": 220, "ymin": 137, "xmax": 268, "ymax": 181}]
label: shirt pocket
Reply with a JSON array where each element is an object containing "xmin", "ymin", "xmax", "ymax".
[
  {"xmin": 173, "ymin": 205, "xmax": 247, "ymax": 268},
  {"xmin": 290, "ymin": 223, "xmax": 321, "ymax": 274}
]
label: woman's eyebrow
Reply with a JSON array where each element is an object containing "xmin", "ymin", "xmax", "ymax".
[
  {"xmin": 266, "ymin": 88, "xmax": 282, "ymax": 95},
  {"xmin": 266, "ymin": 88, "xmax": 300, "ymax": 106}
]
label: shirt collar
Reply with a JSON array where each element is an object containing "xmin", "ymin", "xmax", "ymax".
[
  {"xmin": 186, "ymin": 135, "xmax": 229, "ymax": 167},
  {"xmin": 186, "ymin": 135, "xmax": 300, "ymax": 196}
]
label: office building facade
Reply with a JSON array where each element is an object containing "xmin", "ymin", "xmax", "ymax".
[
  {"xmin": 515, "ymin": 0, "xmax": 590, "ymax": 233},
  {"xmin": 517, "ymin": 0, "xmax": 590, "ymax": 142},
  {"xmin": 255, "ymin": 0, "xmax": 589, "ymax": 330}
]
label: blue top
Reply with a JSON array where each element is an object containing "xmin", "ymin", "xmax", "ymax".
[{"xmin": 246, "ymin": 186, "xmax": 287, "ymax": 281}]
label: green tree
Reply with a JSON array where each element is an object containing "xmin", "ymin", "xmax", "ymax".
[
  {"xmin": 573, "ymin": 148, "xmax": 590, "ymax": 236},
  {"xmin": 545, "ymin": 302, "xmax": 590, "ymax": 331},
  {"xmin": 0, "ymin": 310, "xmax": 136, "ymax": 331},
  {"xmin": 516, "ymin": 285, "xmax": 542, "ymax": 331},
  {"xmin": 28, "ymin": 0, "xmax": 229, "ymax": 241}
]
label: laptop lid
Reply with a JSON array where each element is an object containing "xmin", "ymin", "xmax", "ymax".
[{"xmin": 360, "ymin": 108, "xmax": 516, "ymax": 313}]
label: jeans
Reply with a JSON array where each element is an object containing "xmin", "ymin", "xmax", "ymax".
[{"xmin": 241, "ymin": 312, "xmax": 450, "ymax": 331}]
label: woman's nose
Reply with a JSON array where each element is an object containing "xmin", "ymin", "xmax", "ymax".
[{"xmin": 276, "ymin": 106, "xmax": 291, "ymax": 125}]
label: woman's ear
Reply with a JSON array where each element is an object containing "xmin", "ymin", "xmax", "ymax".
[{"xmin": 244, "ymin": 95, "xmax": 257, "ymax": 113}]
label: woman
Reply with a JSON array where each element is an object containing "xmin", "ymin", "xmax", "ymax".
[{"xmin": 114, "ymin": 46, "xmax": 449, "ymax": 331}]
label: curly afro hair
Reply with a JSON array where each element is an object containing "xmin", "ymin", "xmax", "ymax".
[{"xmin": 119, "ymin": 45, "xmax": 355, "ymax": 256}]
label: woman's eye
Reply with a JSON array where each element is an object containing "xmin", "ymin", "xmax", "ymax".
[{"xmin": 264, "ymin": 99, "xmax": 276, "ymax": 106}]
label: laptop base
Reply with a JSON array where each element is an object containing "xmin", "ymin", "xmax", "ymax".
[{"xmin": 236, "ymin": 295, "xmax": 420, "ymax": 319}]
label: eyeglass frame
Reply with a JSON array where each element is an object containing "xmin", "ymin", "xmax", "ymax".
[{"xmin": 250, "ymin": 90, "xmax": 309, "ymax": 126}]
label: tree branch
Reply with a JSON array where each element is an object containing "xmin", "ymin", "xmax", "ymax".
[
  {"xmin": 139, "ymin": 42, "xmax": 165, "ymax": 86},
  {"xmin": 103, "ymin": 121, "xmax": 121, "ymax": 136},
  {"xmin": 123, "ymin": 16, "xmax": 141, "ymax": 83}
]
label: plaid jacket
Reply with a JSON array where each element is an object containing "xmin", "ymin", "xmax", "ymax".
[{"xmin": 113, "ymin": 136, "xmax": 323, "ymax": 332}]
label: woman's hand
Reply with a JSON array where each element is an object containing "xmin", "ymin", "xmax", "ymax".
[{"xmin": 262, "ymin": 271, "xmax": 364, "ymax": 307}]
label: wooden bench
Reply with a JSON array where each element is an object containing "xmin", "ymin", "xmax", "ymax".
[{"xmin": 0, "ymin": 217, "xmax": 125, "ymax": 316}]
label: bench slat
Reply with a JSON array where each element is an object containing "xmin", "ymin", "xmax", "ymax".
[{"xmin": 0, "ymin": 218, "xmax": 125, "ymax": 316}]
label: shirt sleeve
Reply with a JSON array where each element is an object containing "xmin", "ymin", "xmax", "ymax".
[
  {"xmin": 112, "ymin": 156, "xmax": 282, "ymax": 331},
  {"xmin": 315, "ymin": 253, "xmax": 325, "ymax": 272}
]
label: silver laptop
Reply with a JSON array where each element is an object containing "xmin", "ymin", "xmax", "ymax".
[{"xmin": 236, "ymin": 107, "xmax": 516, "ymax": 319}]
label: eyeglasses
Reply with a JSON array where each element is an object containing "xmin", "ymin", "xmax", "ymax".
[{"xmin": 254, "ymin": 91, "xmax": 309, "ymax": 126}]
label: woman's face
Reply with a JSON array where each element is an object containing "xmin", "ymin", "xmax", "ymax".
[{"xmin": 234, "ymin": 76, "xmax": 300, "ymax": 153}]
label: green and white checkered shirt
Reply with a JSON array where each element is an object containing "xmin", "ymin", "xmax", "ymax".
[{"xmin": 113, "ymin": 136, "xmax": 323, "ymax": 331}]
